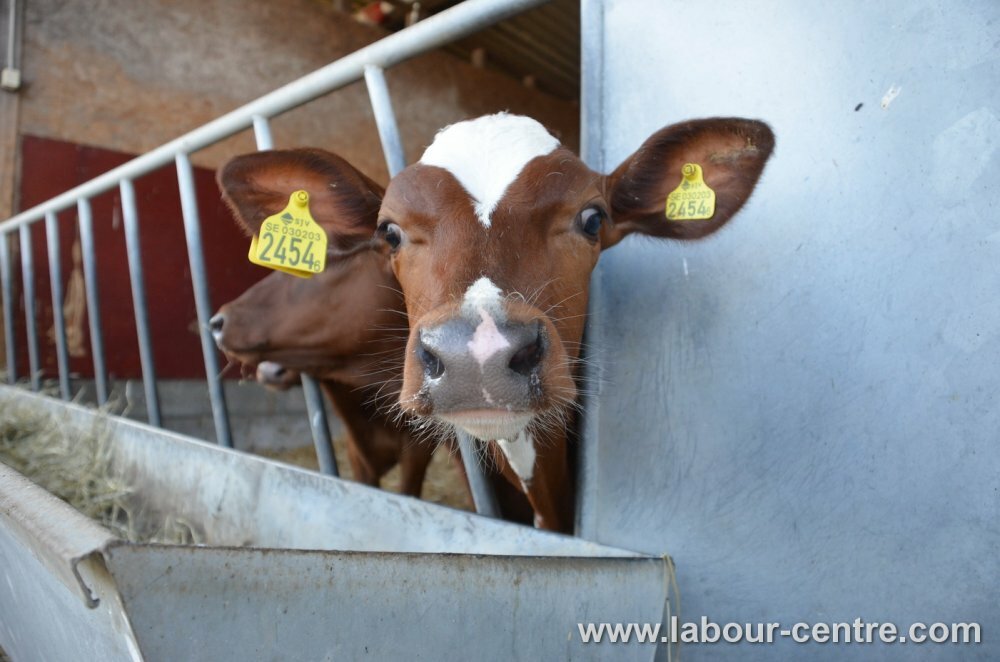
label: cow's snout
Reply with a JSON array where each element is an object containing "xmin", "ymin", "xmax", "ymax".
[
  {"xmin": 256, "ymin": 361, "xmax": 300, "ymax": 391},
  {"xmin": 209, "ymin": 312, "xmax": 226, "ymax": 345},
  {"xmin": 399, "ymin": 277, "xmax": 578, "ymax": 440},
  {"xmin": 210, "ymin": 307, "xmax": 261, "ymax": 355},
  {"xmin": 416, "ymin": 316, "xmax": 546, "ymax": 417}
]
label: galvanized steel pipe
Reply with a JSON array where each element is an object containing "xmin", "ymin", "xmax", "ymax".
[
  {"xmin": 457, "ymin": 432, "xmax": 501, "ymax": 518},
  {"xmin": 119, "ymin": 180, "xmax": 161, "ymax": 426},
  {"xmin": 77, "ymin": 199, "xmax": 108, "ymax": 404},
  {"xmin": 252, "ymin": 115, "xmax": 339, "ymax": 476},
  {"xmin": 364, "ymin": 65, "xmax": 406, "ymax": 177},
  {"xmin": 0, "ymin": 0, "xmax": 549, "ymax": 233},
  {"xmin": 18, "ymin": 225, "xmax": 39, "ymax": 391},
  {"xmin": 176, "ymin": 154, "xmax": 232, "ymax": 448},
  {"xmin": 44, "ymin": 212, "xmax": 71, "ymax": 400},
  {"xmin": 0, "ymin": 232, "xmax": 16, "ymax": 383}
]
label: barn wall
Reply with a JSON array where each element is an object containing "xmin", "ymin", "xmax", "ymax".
[
  {"xmin": 15, "ymin": 0, "xmax": 578, "ymax": 185},
  {"xmin": 3, "ymin": 0, "xmax": 577, "ymax": 377}
]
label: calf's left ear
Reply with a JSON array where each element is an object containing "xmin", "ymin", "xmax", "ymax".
[
  {"xmin": 600, "ymin": 118, "xmax": 775, "ymax": 249},
  {"xmin": 217, "ymin": 148, "xmax": 384, "ymax": 248}
]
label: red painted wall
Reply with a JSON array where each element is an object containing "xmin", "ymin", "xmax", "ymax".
[{"xmin": 12, "ymin": 135, "xmax": 266, "ymax": 380}]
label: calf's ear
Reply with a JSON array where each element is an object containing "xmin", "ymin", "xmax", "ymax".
[
  {"xmin": 217, "ymin": 148, "xmax": 384, "ymax": 248},
  {"xmin": 600, "ymin": 118, "xmax": 774, "ymax": 249}
]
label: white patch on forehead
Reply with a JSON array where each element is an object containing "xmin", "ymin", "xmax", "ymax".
[
  {"xmin": 420, "ymin": 113, "xmax": 560, "ymax": 228},
  {"xmin": 497, "ymin": 431, "xmax": 536, "ymax": 485}
]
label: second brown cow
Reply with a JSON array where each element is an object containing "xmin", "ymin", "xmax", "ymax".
[{"xmin": 209, "ymin": 149, "xmax": 434, "ymax": 495}]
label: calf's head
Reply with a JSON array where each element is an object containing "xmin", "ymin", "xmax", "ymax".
[
  {"xmin": 211, "ymin": 149, "xmax": 402, "ymax": 388},
  {"xmin": 375, "ymin": 114, "xmax": 774, "ymax": 441}
]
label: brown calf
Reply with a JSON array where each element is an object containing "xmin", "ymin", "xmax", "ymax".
[
  {"xmin": 209, "ymin": 149, "xmax": 435, "ymax": 495},
  {"xmin": 372, "ymin": 114, "xmax": 775, "ymax": 531}
]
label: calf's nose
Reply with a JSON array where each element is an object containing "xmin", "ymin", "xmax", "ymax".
[
  {"xmin": 209, "ymin": 312, "xmax": 225, "ymax": 345},
  {"xmin": 256, "ymin": 360, "xmax": 290, "ymax": 384},
  {"xmin": 417, "ymin": 318, "xmax": 545, "ymax": 412}
]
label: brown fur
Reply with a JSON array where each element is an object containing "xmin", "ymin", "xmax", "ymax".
[{"xmin": 214, "ymin": 150, "xmax": 434, "ymax": 495}]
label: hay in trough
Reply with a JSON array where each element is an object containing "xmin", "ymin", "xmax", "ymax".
[
  {"xmin": 1, "ymin": 383, "xmax": 472, "ymax": 547},
  {"xmin": 0, "ymin": 396, "xmax": 199, "ymax": 545}
]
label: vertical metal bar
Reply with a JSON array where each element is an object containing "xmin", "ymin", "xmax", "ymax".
[
  {"xmin": 5, "ymin": 0, "xmax": 16, "ymax": 70},
  {"xmin": 577, "ymin": 0, "xmax": 607, "ymax": 539},
  {"xmin": 45, "ymin": 212, "xmax": 71, "ymax": 400},
  {"xmin": 367, "ymin": 70, "xmax": 492, "ymax": 502},
  {"xmin": 363, "ymin": 65, "xmax": 406, "ymax": 177},
  {"xmin": 0, "ymin": 231, "xmax": 17, "ymax": 383},
  {"xmin": 457, "ymin": 431, "xmax": 501, "ymax": 518},
  {"xmin": 77, "ymin": 199, "xmax": 108, "ymax": 405},
  {"xmin": 175, "ymin": 153, "xmax": 233, "ymax": 448},
  {"xmin": 579, "ymin": 0, "xmax": 605, "ymax": 173},
  {"xmin": 302, "ymin": 381, "xmax": 338, "ymax": 476},
  {"xmin": 252, "ymin": 115, "xmax": 339, "ymax": 476},
  {"xmin": 368, "ymin": 67, "xmax": 497, "ymax": 504},
  {"xmin": 301, "ymin": 375, "xmax": 338, "ymax": 475},
  {"xmin": 251, "ymin": 114, "xmax": 273, "ymax": 150},
  {"xmin": 120, "ymin": 179, "xmax": 161, "ymax": 426},
  {"xmin": 18, "ymin": 224, "xmax": 39, "ymax": 391},
  {"xmin": 365, "ymin": 64, "xmax": 500, "ymax": 506}
]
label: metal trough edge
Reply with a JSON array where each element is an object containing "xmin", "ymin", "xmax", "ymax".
[
  {"xmin": 0, "ymin": 385, "xmax": 654, "ymax": 558},
  {"xmin": 0, "ymin": 461, "xmax": 115, "ymax": 608}
]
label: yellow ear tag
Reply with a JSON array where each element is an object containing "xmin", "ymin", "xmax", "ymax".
[
  {"xmin": 247, "ymin": 190, "xmax": 327, "ymax": 278},
  {"xmin": 665, "ymin": 163, "xmax": 716, "ymax": 221}
]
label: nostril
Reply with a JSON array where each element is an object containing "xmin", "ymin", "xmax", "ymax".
[
  {"xmin": 417, "ymin": 342, "xmax": 445, "ymax": 379},
  {"xmin": 508, "ymin": 325, "xmax": 545, "ymax": 377},
  {"xmin": 257, "ymin": 361, "xmax": 287, "ymax": 382},
  {"xmin": 209, "ymin": 314, "xmax": 225, "ymax": 335}
]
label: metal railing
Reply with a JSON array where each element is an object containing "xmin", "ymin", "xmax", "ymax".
[{"xmin": 0, "ymin": 0, "xmax": 546, "ymax": 514}]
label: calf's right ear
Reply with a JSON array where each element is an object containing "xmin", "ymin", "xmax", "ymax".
[
  {"xmin": 600, "ymin": 118, "xmax": 775, "ymax": 249},
  {"xmin": 217, "ymin": 149, "xmax": 384, "ymax": 248}
]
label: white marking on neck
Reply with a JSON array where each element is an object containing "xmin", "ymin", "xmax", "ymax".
[
  {"xmin": 497, "ymin": 430, "xmax": 535, "ymax": 485},
  {"xmin": 420, "ymin": 113, "xmax": 559, "ymax": 228}
]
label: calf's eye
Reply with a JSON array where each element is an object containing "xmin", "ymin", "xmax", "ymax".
[
  {"xmin": 378, "ymin": 221, "xmax": 404, "ymax": 250},
  {"xmin": 577, "ymin": 206, "xmax": 606, "ymax": 239}
]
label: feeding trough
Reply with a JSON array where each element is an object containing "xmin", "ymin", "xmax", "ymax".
[{"xmin": 0, "ymin": 386, "xmax": 673, "ymax": 660}]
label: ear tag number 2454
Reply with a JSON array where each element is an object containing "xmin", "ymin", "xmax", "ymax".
[
  {"xmin": 248, "ymin": 190, "xmax": 327, "ymax": 278},
  {"xmin": 665, "ymin": 163, "xmax": 716, "ymax": 221}
]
